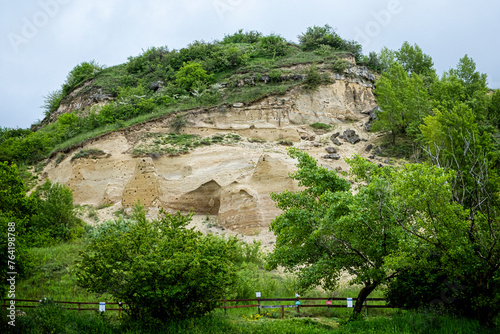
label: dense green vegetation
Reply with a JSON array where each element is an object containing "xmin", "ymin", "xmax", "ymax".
[
  {"xmin": 1, "ymin": 26, "xmax": 500, "ymax": 332},
  {"xmin": 0, "ymin": 25, "xmax": 365, "ymax": 166},
  {"xmin": 267, "ymin": 40, "xmax": 500, "ymax": 327}
]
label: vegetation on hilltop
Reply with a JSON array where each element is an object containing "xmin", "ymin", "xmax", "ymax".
[
  {"xmin": 0, "ymin": 25, "xmax": 369, "ymax": 166},
  {"xmin": 1, "ymin": 26, "xmax": 500, "ymax": 331}
]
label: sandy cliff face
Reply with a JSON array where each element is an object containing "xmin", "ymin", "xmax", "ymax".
[{"xmin": 42, "ymin": 67, "xmax": 378, "ymax": 235}]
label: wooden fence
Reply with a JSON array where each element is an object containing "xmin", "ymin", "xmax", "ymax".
[
  {"xmin": 218, "ymin": 297, "xmax": 391, "ymax": 318},
  {"xmin": 2, "ymin": 299, "xmax": 127, "ymax": 316},
  {"xmin": 3, "ymin": 297, "xmax": 391, "ymax": 319}
]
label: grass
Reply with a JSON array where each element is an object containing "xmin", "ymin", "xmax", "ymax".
[
  {"xmin": 310, "ymin": 122, "xmax": 333, "ymax": 131},
  {"xmin": 17, "ymin": 239, "xmax": 112, "ymax": 302},
  {"xmin": 8, "ymin": 237, "xmax": 499, "ymax": 333},
  {"xmin": 224, "ymin": 81, "xmax": 298, "ymax": 105},
  {"xmin": 71, "ymin": 148, "xmax": 106, "ymax": 160},
  {"xmin": 3, "ymin": 306, "xmax": 497, "ymax": 334},
  {"xmin": 131, "ymin": 132, "xmax": 241, "ymax": 157}
]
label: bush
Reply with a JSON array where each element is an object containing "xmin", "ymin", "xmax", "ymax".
[
  {"xmin": 42, "ymin": 89, "xmax": 65, "ymax": 117},
  {"xmin": 298, "ymin": 25, "xmax": 344, "ymax": 51},
  {"xmin": 127, "ymin": 46, "xmax": 170, "ymax": 74},
  {"xmin": 28, "ymin": 180, "xmax": 83, "ymax": 246},
  {"xmin": 330, "ymin": 57, "xmax": 350, "ymax": 73},
  {"xmin": 76, "ymin": 203, "xmax": 238, "ymax": 320},
  {"xmin": 310, "ymin": 123, "xmax": 332, "ymax": 130},
  {"xmin": 386, "ymin": 266, "xmax": 474, "ymax": 318},
  {"xmin": 222, "ymin": 29, "xmax": 262, "ymax": 44},
  {"xmin": 175, "ymin": 62, "xmax": 214, "ymax": 91},
  {"xmin": 257, "ymin": 34, "xmax": 288, "ymax": 58},
  {"xmin": 98, "ymin": 85, "xmax": 156, "ymax": 124},
  {"xmin": 62, "ymin": 60, "xmax": 104, "ymax": 95},
  {"xmin": 304, "ymin": 64, "xmax": 330, "ymax": 90},
  {"xmin": 298, "ymin": 25, "xmax": 363, "ymax": 62},
  {"xmin": 71, "ymin": 148, "xmax": 106, "ymax": 160},
  {"xmin": 269, "ymin": 69, "xmax": 282, "ymax": 83}
]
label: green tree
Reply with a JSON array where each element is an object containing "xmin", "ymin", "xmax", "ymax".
[
  {"xmin": 449, "ymin": 54, "xmax": 488, "ymax": 99},
  {"xmin": 0, "ymin": 162, "xmax": 33, "ymax": 297},
  {"xmin": 268, "ymin": 149, "xmax": 400, "ymax": 318},
  {"xmin": 383, "ymin": 161, "xmax": 500, "ymax": 326},
  {"xmin": 395, "ymin": 41, "xmax": 435, "ymax": 78},
  {"xmin": 28, "ymin": 180, "xmax": 82, "ymax": 246},
  {"xmin": 175, "ymin": 62, "xmax": 214, "ymax": 92},
  {"xmin": 372, "ymin": 63, "xmax": 430, "ymax": 143},
  {"xmin": 76, "ymin": 203, "xmax": 238, "ymax": 320},
  {"xmin": 487, "ymin": 89, "xmax": 500, "ymax": 127}
]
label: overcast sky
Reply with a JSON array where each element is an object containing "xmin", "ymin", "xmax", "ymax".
[{"xmin": 1, "ymin": 0, "xmax": 499, "ymax": 129}]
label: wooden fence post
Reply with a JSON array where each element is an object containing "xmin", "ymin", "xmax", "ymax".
[
  {"xmin": 78, "ymin": 303, "xmax": 81, "ymax": 314},
  {"xmin": 257, "ymin": 298, "xmax": 260, "ymax": 315},
  {"xmin": 224, "ymin": 298, "xmax": 227, "ymax": 316},
  {"xmin": 281, "ymin": 305, "xmax": 284, "ymax": 319},
  {"xmin": 119, "ymin": 302, "xmax": 122, "ymax": 317}
]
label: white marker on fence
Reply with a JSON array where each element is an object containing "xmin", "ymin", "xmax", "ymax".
[
  {"xmin": 347, "ymin": 298, "xmax": 353, "ymax": 308},
  {"xmin": 99, "ymin": 302, "xmax": 105, "ymax": 312}
]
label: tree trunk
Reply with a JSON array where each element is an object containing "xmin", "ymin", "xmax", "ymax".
[{"xmin": 350, "ymin": 282, "xmax": 378, "ymax": 320}]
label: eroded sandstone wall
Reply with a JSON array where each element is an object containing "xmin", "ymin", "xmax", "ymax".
[{"xmin": 43, "ymin": 70, "xmax": 377, "ymax": 234}]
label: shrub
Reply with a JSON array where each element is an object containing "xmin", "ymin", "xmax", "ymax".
[
  {"xmin": 298, "ymin": 25, "xmax": 344, "ymax": 51},
  {"xmin": 269, "ymin": 69, "xmax": 282, "ymax": 83},
  {"xmin": 76, "ymin": 203, "xmax": 238, "ymax": 320},
  {"xmin": 71, "ymin": 148, "xmax": 106, "ymax": 160},
  {"xmin": 42, "ymin": 89, "xmax": 65, "ymax": 117},
  {"xmin": 303, "ymin": 64, "xmax": 330, "ymax": 90},
  {"xmin": 310, "ymin": 122, "xmax": 332, "ymax": 130},
  {"xmin": 222, "ymin": 29, "xmax": 262, "ymax": 44},
  {"xmin": 175, "ymin": 62, "xmax": 214, "ymax": 91},
  {"xmin": 313, "ymin": 44, "xmax": 336, "ymax": 58},
  {"xmin": 330, "ymin": 57, "xmax": 350, "ymax": 73},
  {"xmin": 385, "ymin": 266, "xmax": 473, "ymax": 318},
  {"xmin": 28, "ymin": 180, "xmax": 83, "ymax": 246},
  {"xmin": 62, "ymin": 60, "xmax": 104, "ymax": 95},
  {"xmin": 170, "ymin": 115, "xmax": 187, "ymax": 132},
  {"xmin": 127, "ymin": 46, "xmax": 170, "ymax": 74},
  {"xmin": 257, "ymin": 34, "xmax": 288, "ymax": 58},
  {"xmin": 298, "ymin": 25, "xmax": 363, "ymax": 62},
  {"xmin": 97, "ymin": 85, "xmax": 156, "ymax": 124}
]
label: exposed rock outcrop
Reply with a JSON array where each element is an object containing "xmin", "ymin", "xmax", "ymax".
[{"xmin": 42, "ymin": 66, "xmax": 379, "ymax": 235}]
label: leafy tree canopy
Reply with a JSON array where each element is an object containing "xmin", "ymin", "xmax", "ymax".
[
  {"xmin": 76, "ymin": 203, "xmax": 238, "ymax": 320},
  {"xmin": 268, "ymin": 148, "xmax": 401, "ymax": 317},
  {"xmin": 372, "ymin": 62, "xmax": 430, "ymax": 142}
]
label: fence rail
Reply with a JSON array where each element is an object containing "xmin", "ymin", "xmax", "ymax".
[
  {"xmin": 3, "ymin": 296, "xmax": 392, "ymax": 319},
  {"xmin": 218, "ymin": 297, "xmax": 392, "ymax": 318},
  {"xmin": 2, "ymin": 299, "xmax": 127, "ymax": 316}
]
